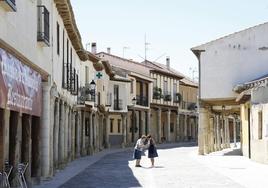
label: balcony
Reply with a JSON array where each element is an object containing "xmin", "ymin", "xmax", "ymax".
[
  {"xmin": 187, "ymin": 102, "xmax": 197, "ymax": 111},
  {"xmin": 153, "ymin": 87, "xmax": 162, "ymax": 100},
  {"xmin": 181, "ymin": 101, "xmax": 197, "ymax": 111},
  {"xmin": 136, "ymin": 95, "xmax": 148, "ymax": 106},
  {"xmin": 114, "ymin": 99, "xmax": 123, "ymax": 110},
  {"xmin": 77, "ymin": 86, "xmax": 95, "ymax": 105},
  {"xmin": 70, "ymin": 72, "xmax": 78, "ymax": 96},
  {"xmin": 163, "ymin": 92, "xmax": 172, "ymax": 101},
  {"xmin": 0, "ymin": 0, "xmax": 16, "ymax": 11},
  {"xmin": 173, "ymin": 93, "xmax": 182, "ymax": 103},
  {"xmin": 37, "ymin": 5, "xmax": 50, "ymax": 46}
]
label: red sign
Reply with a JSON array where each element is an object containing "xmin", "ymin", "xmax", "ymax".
[{"xmin": 0, "ymin": 48, "xmax": 42, "ymax": 116}]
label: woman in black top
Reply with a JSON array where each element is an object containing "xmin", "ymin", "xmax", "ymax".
[{"xmin": 147, "ymin": 134, "xmax": 158, "ymax": 167}]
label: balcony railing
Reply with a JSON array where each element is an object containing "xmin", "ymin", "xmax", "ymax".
[
  {"xmin": 173, "ymin": 93, "xmax": 182, "ymax": 103},
  {"xmin": 77, "ymin": 86, "xmax": 95, "ymax": 105},
  {"xmin": 163, "ymin": 92, "xmax": 172, "ymax": 101},
  {"xmin": 37, "ymin": 5, "xmax": 50, "ymax": 46},
  {"xmin": 136, "ymin": 95, "xmax": 148, "ymax": 106},
  {"xmin": 181, "ymin": 101, "xmax": 197, "ymax": 111},
  {"xmin": 153, "ymin": 87, "xmax": 162, "ymax": 99},
  {"xmin": 0, "ymin": 0, "xmax": 16, "ymax": 11},
  {"xmin": 114, "ymin": 99, "xmax": 123, "ymax": 110}
]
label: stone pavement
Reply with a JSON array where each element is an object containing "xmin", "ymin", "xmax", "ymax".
[
  {"xmin": 34, "ymin": 142, "xmax": 268, "ymax": 188},
  {"xmin": 194, "ymin": 143, "xmax": 268, "ymax": 188}
]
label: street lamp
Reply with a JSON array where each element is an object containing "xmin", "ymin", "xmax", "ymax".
[
  {"xmin": 89, "ymin": 79, "xmax": 96, "ymax": 94},
  {"xmin": 132, "ymin": 97, "xmax": 137, "ymax": 106}
]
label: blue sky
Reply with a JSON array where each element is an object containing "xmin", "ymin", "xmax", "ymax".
[{"xmin": 71, "ymin": 0, "xmax": 268, "ymax": 79}]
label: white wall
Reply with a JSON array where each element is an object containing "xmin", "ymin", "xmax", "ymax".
[
  {"xmin": 0, "ymin": 0, "xmax": 52, "ymax": 74},
  {"xmin": 198, "ymin": 23, "xmax": 268, "ymax": 100},
  {"xmin": 51, "ymin": 2, "xmax": 85, "ymax": 102},
  {"xmin": 108, "ymin": 80, "xmax": 129, "ymax": 112}
]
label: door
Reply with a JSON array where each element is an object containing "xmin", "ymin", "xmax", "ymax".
[{"xmin": 114, "ymin": 85, "xmax": 119, "ymax": 109}]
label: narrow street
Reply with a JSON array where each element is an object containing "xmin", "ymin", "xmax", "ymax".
[{"xmin": 35, "ymin": 144, "xmax": 262, "ymax": 188}]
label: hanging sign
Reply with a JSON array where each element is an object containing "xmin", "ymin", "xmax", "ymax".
[
  {"xmin": 96, "ymin": 71, "xmax": 103, "ymax": 79},
  {"xmin": 0, "ymin": 48, "xmax": 42, "ymax": 116}
]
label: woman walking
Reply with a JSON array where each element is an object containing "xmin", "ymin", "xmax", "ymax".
[{"xmin": 147, "ymin": 134, "xmax": 158, "ymax": 167}]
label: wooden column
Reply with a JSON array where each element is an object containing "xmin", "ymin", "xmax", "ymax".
[
  {"xmin": 184, "ymin": 114, "xmax": 188, "ymax": 141},
  {"xmin": 58, "ymin": 101, "xmax": 65, "ymax": 166},
  {"xmin": 53, "ymin": 99, "xmax": 60, "ymax": 169},
  {"xmin": 105, "ymin": 114, "xmax": 110, "ymax": 149},
  {"xmin": 121, "ymin": 114, "xmax": 127, "ymax": 147},
  {"xmin": 157, "ymin": 108, "xmax": 162, "ymax": 143},
  {"xmin": 198, "ymin": 108, "xmax": 209, "ymax": 155},
  {"xmin": 9, "ymin": 111, "xmax": 22, "ymax": 185},
  {"xmin": 40, "ymin": 83, "xmax": 51, "ymax": 177},
  {"xmin": 167, "ymin": 109, "xmax": 171, "ymax": 142},
  {"xmin": 21, "ymin": 114, "xmax": 32, "ymax": 184},
  {"xmin": 31, "ymin": 116, "xmax": 41, "ymax": 183}
]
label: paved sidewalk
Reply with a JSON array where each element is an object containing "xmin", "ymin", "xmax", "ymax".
[
  {"xmin": 34, "ymin": 147, "xmax": 129, "ymax": 188},
  {"xmin": 193, "ymin": 143, "xmax": 268, "ymax": 188},
  {"xmin": 34, "ymin": 142, "xmax": 195, "ymax": 188}
]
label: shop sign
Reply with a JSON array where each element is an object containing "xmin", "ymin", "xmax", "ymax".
[{"xmin": 0, "ymin": 48, "xmax": 42, "ymax": 116}]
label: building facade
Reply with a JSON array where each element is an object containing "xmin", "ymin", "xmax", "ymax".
[
  {"xmin": 97, "ymin": 52, "xmax": 198, "ymax": 144},
  {"xmin": 191, "ymin": 22, "xmax": 268, "ymax": 161}
]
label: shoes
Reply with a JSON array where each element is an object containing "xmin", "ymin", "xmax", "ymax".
[{"xmin": 135, "ymin": 165, "xmax": 142, "ymax": 167}]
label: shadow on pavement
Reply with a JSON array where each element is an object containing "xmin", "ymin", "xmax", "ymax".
[
  {"xmin": 60, "ymin": 151, "xmax": 141, "ymax": 188},
  {"xmin": 223, "ymin": 148, "xmax": 242, "ymax": 156},
  {"xmin": 158, "ymin": 142, "xmax": 197, "ymax": 150}
]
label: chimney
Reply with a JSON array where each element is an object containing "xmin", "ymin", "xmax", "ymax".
[
  {"xmin": 107, "ymin": 47, "xmax": 111, "ymax": 54},
  {"xmin": 91, "ymin": 42, "xmax": 97, "ymax": 54},
  {"xmin": 166, "ymin": 56, "xmax": 170, "ymax": 70}
]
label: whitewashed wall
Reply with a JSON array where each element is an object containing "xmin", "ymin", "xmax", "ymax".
[
  {"xmin": 0, "ymin": 0, "xmax": 52, "ymax": 74},
  {"xmin": 197, "ymin": 23, "xmax": 268, "ymax": 100},
  {"xmin": 108, "ymin": 80, "xmax": 129, "ymax": 112}
]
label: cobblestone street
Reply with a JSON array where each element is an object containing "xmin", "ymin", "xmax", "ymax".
[{"xmin": 34, "ymin": 142, "xmax": 268, "ymax": 188}]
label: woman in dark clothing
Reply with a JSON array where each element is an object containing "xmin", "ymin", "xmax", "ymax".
[{"xmin": 147, "ymin": 134, "xmax": 158, "ymax": 167}]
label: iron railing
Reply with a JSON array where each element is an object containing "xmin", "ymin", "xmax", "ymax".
[
  {"xmin": 136, "ymin": 95, "xmax": 148, "ymax": 106},
  {"xmin": 37, "ymin": 5, "xmax": 50, "ymax": 46},
  {"xmin": 163, "ymin": 92, "xmax": 172, "ymax": 101},
  {"xmin": 114, "ymin": 99, "xmax": 123, "ymax": 110}
]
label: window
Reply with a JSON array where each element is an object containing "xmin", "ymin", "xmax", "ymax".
[
  {"xmin": 56, "ymin": 22, "xmax": 60, "ymax": 55},
  {"xmin": 258, "ymin": 111, "xmax": 263, "ymax": 139},
  {"xmin": 110, "ymin": 119, "xmax": 114, "ymax": 133},
  {"xmin": 85, "ymin": 66, "xmax": 89, "ymax": 83},
  {"xmin": 130, "ymin": 79, "xmax": 134, "ymax": 94},
  {"xmin": 118, "ymin": 119, "xmax": 121, "ymax": 133},
  {"xmin": 173, "ymin": 82, "xmax": 177, "ymax": 101},
  {"xmin": 37, "ymin": 5, "xmax": 50, "ymax": 46},
  {"xmin": 164, "ymin": 80, "xmax": 168, "ymax": 94},
  {"xmin": 66, "ymin": 39, "xmax": 70, "ymax": 91},
  {"xmin": 62, "ymin": 30, "xmax": 67, "ymax": 88},
  {"xmin": 153, "ymin": 78, "xmax": 157, "ymax": 88}
]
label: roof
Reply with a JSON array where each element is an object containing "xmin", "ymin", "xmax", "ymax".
[
  {"xmin": 245, "ymin": 73, "xmax": 268, "ymax": 85},
  {"xmin": 180, "ymin": 77, "xmax": 198, "ymax": 88},
  {"xmin": 142, "ymin": 60, "xmax": 184, "ymax": 79},
  {"xmin": 97, "ymin": 52, "xmax": 152, "ymax": 78},
  {"xmin": 54, "ymin": 0, "xmax": 87, "ymax": 61},
  {"xmin": 233, "ymin": 73, "xmax": 268, "ymax": 94},
  {"xmin": 191, "ymin": 22, "xmax": 268, "ymax": 52}
]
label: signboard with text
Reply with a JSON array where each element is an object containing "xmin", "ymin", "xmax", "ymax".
[{"xmin": 0, "ymin": 48, "xmax": 42, "ymax": 116}]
